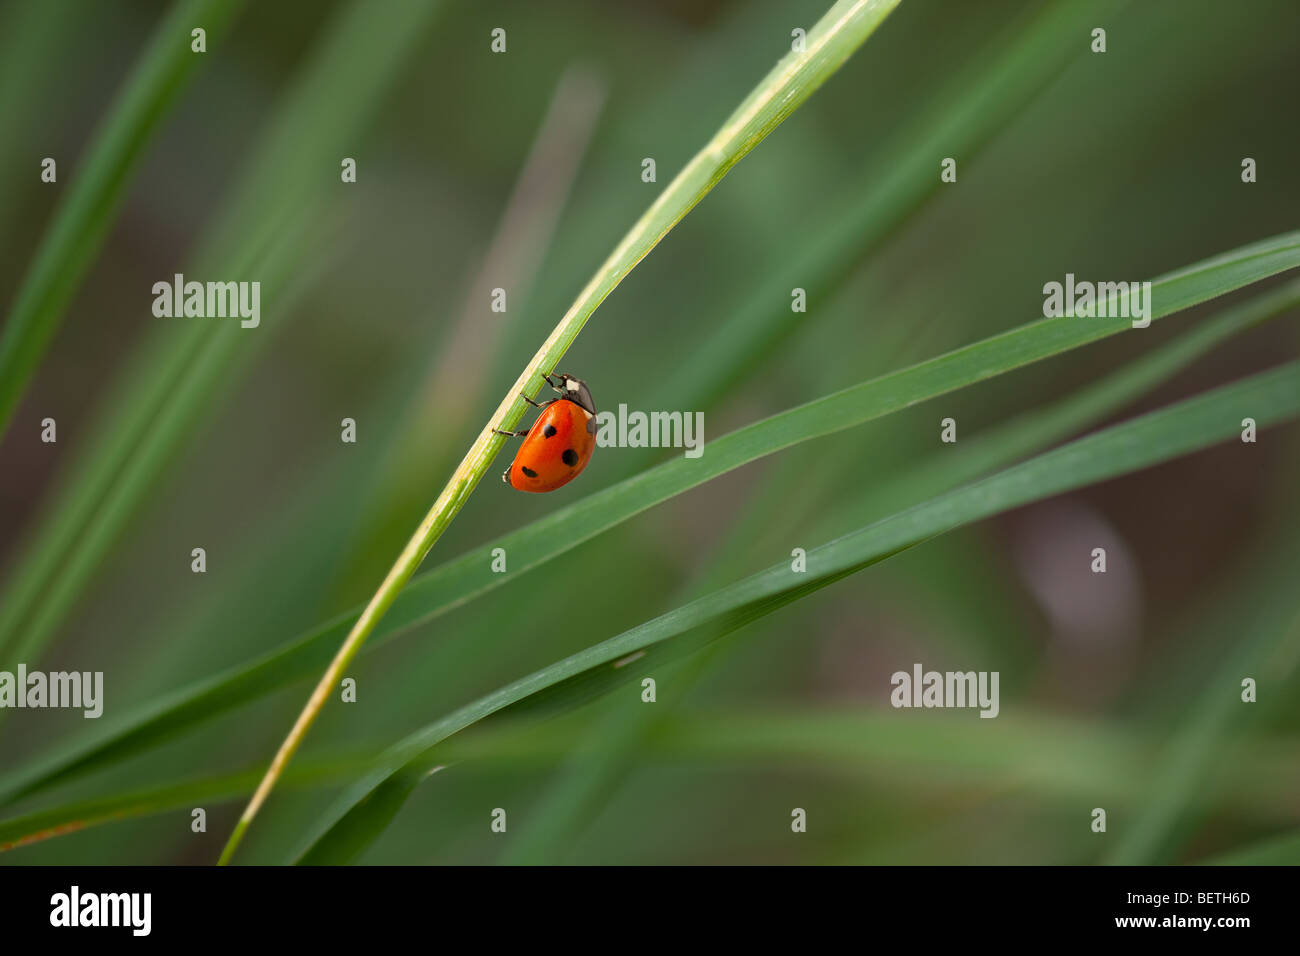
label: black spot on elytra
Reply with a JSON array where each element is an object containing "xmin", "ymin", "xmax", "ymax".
[
  {"xmin": 521, "ymin": 465, "xmax": 538, "ymax": 478},
  {"xmin": 543, "ymin": 424, "xmax": 557, "ymax": 438},
  {"xmin": 562, "ymin": 448, "xmax": 579, "ymax": 467}
]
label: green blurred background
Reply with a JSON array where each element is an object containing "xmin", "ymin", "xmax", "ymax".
[{"xmin": 0, "ymin": 0, "xmax": 1298, "ymax": 864}]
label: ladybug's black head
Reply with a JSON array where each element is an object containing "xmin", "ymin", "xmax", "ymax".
[{"xmin": 556, "ymin": 373, "xmax": 596, "ymax": 416}]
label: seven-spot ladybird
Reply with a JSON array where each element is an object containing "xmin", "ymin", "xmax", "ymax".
[{"xmin": 494, "ymin": 372, "xmax": 597, "ymax": 493}]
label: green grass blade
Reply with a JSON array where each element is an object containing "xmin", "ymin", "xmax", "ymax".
[
  {"xmin": 217, "ymin": 0, "xmax": 907, "ymax": 865},
  {"xmin": 0, "ymin": 0, "xmax": 245, "ymax": 437},
  {"xmin": 498, "ymin": 645, "xmax": 729, "ymax": 865},
  {"xmin": 500, "ymin": 281, "xmax": 1300, "ymax": 862},
  {"xmin": 4, "ymin": 232, "xmax": 1298, "ymax": 807},
  {"xmin": 651, "ymin": 0, "xmax": 1128, "ymax": 414},
  {"xmin": 7, "ymin": 706, "xmax": 1295, "ymax": 858},
  {"xmin": 817, "ymin": 276, "xmax": 1300, "ymax": 534},
  {"xmin": 638, "ymin": 711, "xmax": 1298, "ymax": 819},
  {"xmin": 0, "ymin": 755, "xmax": 374, "ymax": 855},
  {"xmin": 0, "ymin": 1, "xmax": 83, "ymax": 241},
  {"xmin": 1106, "ymin": 602, "xmax": 1300, "ymax": 864},
  {"xmin": 1201, "ymin": 830, "xmax": 1300, "ymax": 865},
  {"xmin": 0, "ymin": 0, "xmax": 444, "ymax": 669},
  {"xmin": 510, "ymin": 272, "xmax": 1300, "ymax": 854},
  {"xmin": 296, "ymin": 361, "xmax": 1300, "ymax": 863},
  {"xmin": 329, "ymin": 63, "xmax": 607, "ymax": 607}
]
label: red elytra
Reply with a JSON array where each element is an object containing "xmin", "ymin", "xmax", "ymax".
[{"xmin": 496, "ymin": 373, "xmax": 597, "ymax": 493}]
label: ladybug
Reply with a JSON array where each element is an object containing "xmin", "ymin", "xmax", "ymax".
[{"xmin": 494, "ymin": 372, "xmax": 597, "ymax": 492}]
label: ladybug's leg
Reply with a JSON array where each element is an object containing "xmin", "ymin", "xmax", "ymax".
[
  {"xmin": 520, "ymin": 392, "xmax": 557, "ymax": 409},
  {"xmin": 493, "ymin": 427, "xmax": 530, "ymax": 438},
  {"xmin": 543, "ymin": 372, "xmax": 565, "ymax": 394}
]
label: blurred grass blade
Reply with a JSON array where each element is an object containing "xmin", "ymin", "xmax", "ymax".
[
  {"xmin": 641, "ymin": 710, "xmax": 1297, "ymax": 819},
  {"xmin": 500, "ymin": 278, "xmax": 1300, "ymax": 862},
  {"xmin": 0, "ymin": 0, "xmax": 245, "ymax": 437},
  {"xmin": 297, "ymin": 361, "xmax": 1300, "ymax": 863},
  {"xmin": 4, "ymin": 231, "xmax": 1299, "ymax": 806},
  {"xmin": 0, "ymin": 755, "xmax": 374, "ymax": 855},
  {"xmin": 1202, "ymin": 830, "xmax": 1300, "ymax": 865},
  {"xmin": 6, "ymin": 705, "xmax": 1295, "ymax": 856},
  {"xmin": 652, "ymin": 0, "xmax": 1128, "ymax": 414},
  {"xmin": 500, "ymin": 645, "xmax": 728, "ymax": 865},
  {"xmin": 0, "ymin": 1, "xmax": 83, "ymax": 240},
  {"xmin": 819, "ymin": 276, "xmax": 1300, "ymax": 534},
  {"xmin": 334, "ymin": 64, "xmax": 607, "ymax": 592},
  {"xmin": 1107, "ymin": 601, "xmax": 1300, "ymax": 864},
  {"xmin": 0, "ymin": 0, "xmax": 445, "ymax": 668},
  {"xmin": 217, "ymin": 0, "xmax": 907, "ymax": 865}
]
